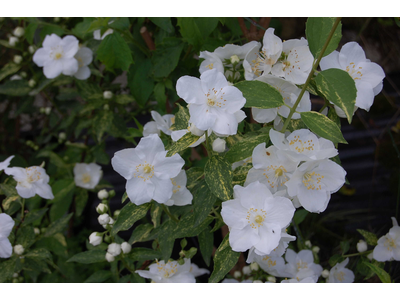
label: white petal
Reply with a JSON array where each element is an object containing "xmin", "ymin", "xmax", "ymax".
[
  {"xmin": 252, "ymin": 107, "xmax": 277, "ymax": 123},
  {"xmin": 61, "ymin": 58, "xmax": 79, "ymax": 76},
  {"xmin": 74, "ymin": 66, "xmax": 91, "ymax": 80},
  {"xmin": 126, "ymin": 178, "xmax": 154, "ymax": 205},
  {"xmin": 43, "ymin": 60, "xmax": 63, "ymax": 79},
  {"xmin": 135, "ymin": 134, "xmax": 166, "ymax": 162},
  {"xmin": 42, "ymin": 34, "xmax": 61, "ymax": 49},
  {"xmin": 339, "ymin": 42, "xmax": 366, "ymax": 67},
  {"xmin": 221, "ymin": 199, "xmax": 249, "ymax": 229},
  {"xmin": 153, "ymin": 152, "xmax": 184, "ymax": 180},
  {"xmin": 176, "ymin": 76, "xmax": 205, "ymax": 104},
  {"xmin": 60, "ymin": 35, "xmax": 79, "ymax": 58},
  {"xmin": 32, "ymin": 48, "xmax": 50, "ymax": 67},
  {"xmin": 0, "ymin": 239, "xmax": 13, "ymax": 258},
  {"xmin": 151, "ymin": 176, "xmax": 173, "ymax": 204},
  {"xmin": 0, "ymin": 213, "xmax": 15, "ymax": 238},
  {"xmin": 229, "ymin": 225, "xmax": 260, "ymax": 252},
  {"xmin": 188, "ymin": 103, "xmax": 216, "ymax": 131},
  {"xmin": 111, "ymin": 148, "xmax": 142, "ymax": 180}
]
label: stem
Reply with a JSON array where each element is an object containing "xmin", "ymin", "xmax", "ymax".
[
  {"xmin": 319, "ymin": 100, "xmax": 330, "ymax": 113},
  {"xmin": 280, "ymin": 17, "xmax": 342, "ymax": 133},
  {"xmin": 211, "ymin": 206, "xmax": 223, "ymax": 223},
  {"xmin": 20, "ymin": 198, "xmax": 25, "ymax": 220},
  {"xmin": 291, "ymin": 219, "xmax": 305, "ymax": 247},
  {"xmin": 161, "ymin": 204, "xmax": 179, "ymax": 223},
  {"xmin": 204, "ymin": 130, "xmax": 212, "ymax": 156},
  {"xmin": 342, "ymin": 250, "xmax": 372, "ymax": 258}
]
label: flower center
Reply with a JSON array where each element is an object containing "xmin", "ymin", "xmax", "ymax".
[
  {"xmin": 207, "ymin": 98, "xmax": 216, "ymax": 106},
  {"xmin": 26, "ymin": 167, "xmax": 41, "ymax": 183},
  {"xmin": 345, "ymin": 62, "xmax": 363, "ymax": 80},
  {"xmin": 82, "ymin": 173, "xmax": 91, "ymax": 184},
  {"xmin": 157, "ymin": 261, "xmax": 178, "ymax": 278},
  {"xmin": 54, "ymin": 52, "xmax": 63, "ymax": 60},
  {"xmin": 335, "ymin": 271, "xmax": 345, "ymax": 282},
  {"xmin": 263, "ymin": 165, "xmax": 288, "ymax": 189},
  {"xmin": 302, "ymin": 171, "xmax": 324, "ymax": 191},
  {"xmin": 134, "ymin": 162, "xmax": 154, "ymax": 182},
  {"xmin": 246, "ymin": 208, "xmax": 267, "ymax": 229},
  {"xmin": 288, "ymin": 135, "xmax": 315, "ymax": 153},
  {"xmin": 143, "ymin": 165, "xmax": 152, "ymax": 174},
  {"xmin": 275, "ymin": 168, "xmax": 283, "ymax": 177},
  {"xmin": 171, "ymin": 178, "xmax": 181, "ymax": 194},
  {"xmin": 296, "ymin": 260, "xmax": 308, "ymax": 270},
  {"xmin": 262, "ymin": 256, "xmax": 277, "ymax": 267},
  {"xmin": 384, "ymin": 237, "xmax": 396, "ymax": 251}
]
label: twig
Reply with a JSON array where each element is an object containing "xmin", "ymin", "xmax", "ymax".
[{"xmin": 140, "ymin": 26, "xmax": 156, "ymax": 51}]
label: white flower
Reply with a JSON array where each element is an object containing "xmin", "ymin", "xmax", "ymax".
[
  {"xmin": 14, "ymin": 244, "xmax": 24, "ymax": 255},
  {"xmin": 97, "ymin": 189, "xmax": 109, "ymax": 200},
  {"xmin": 176, "ymin": 68, "xmax": 246, "ymax": 136},
  {"xmin": 73, "ymin": 47, "xmax": 93, "ymax": 80},
  {"xmin": 246, "ymin": 247, "xmax": 292, "ymax": 278},
  {"xmin": 357, "ymin": 240, "xmax": 368, "ymax": 253},
  {"xmin": 244, "ymin": 143, "xmax": 298, "ymax": 195},
  {"xmin": 0, "ymin": 213, "xmax": 15, "ymax": 258},
  {"xmin": 244, "ymin": 28, "xmax": 282, "ymax": 80},
  {"xmin": 98, "ymin": 214, "xmax": 110, "ymax": 225},
  {"xmin": 221, "ymin": 181, "xmax": 295, "ymax": 255},
  {"xmin": 89, "ymin": 232, "xmax": 102, "ymax": 246},
  {"xmin": 284, "ymin": 249, "xmax": 323, "ymax": 281},
  {"xmin": 270, "ymin": 129, "xmax": 338, "ymax": 162},
  {"xmin": 373, "ymin": 217, "xmax": 400, "ymax": 261},
  {"xmin": 321, "ymin": 269, "xmax": 330, "ymax": 278},
  {"xmin": 111, "ymin": 134, "xmax": 185, "ymax": 205},
  {"xmin": 13, "ymin": 27, "xmax": 25, "ymax": 37},
  {"xmin": 103, "ymin": 91, "xmax": 113, "ymax": 99},
  {"xmin": 121, "ymin": 242, "xmax": 132, "ymax": 254},
  {"xmin": 212, "ymin": 138, "xmax": 226, "ymax": 153},
  {"xmin": 267, "ymin": 276, "xmax": 276, "ymax": 283},
  {"xmin": 327, "ymin": 258, "xmax": 354, "ymax": 283},
  {"xmin": 285, "ymin": 159, "xmax": 346, "ymax": 213},
  {"xmin": 251, "ymin": 75, "xmax": 311, "ymax": 124},
  {"xmin": 93, "ymin": 28, "xmax": 114, "ymax": 40},
  {"xmin": 107, "ymin": 243, "xmax": 121, "ymax": 257},
  {"xmin": 73, "ymin": 163, "xmax": 102, "ymax": 189},
  {"xmin": 9, "ymin": 36, "xmax": 18, "ymax": 47},
  {"xmin": 163, "ymin": 170, "xmax": 193, "ymax": 207},
  {"xmin": 5, "ymin": 166, "xmax": 54, "ymax": 199},
  {"xmin": 271, "ymin": 38, "xmax": 314, "ymax": 85},
  {"xmin": 96, "ymin": 203, "xmax": 108, "ymax": 214},
  {"xmin": 189, "ymin": 263, "xmax": 210, "ymax": 277},
  {"xmin": 242, "ymin": 266, "xmax": 251, "ymax": 275},
  {"xmin": 136, "ymin": 258, "xmax": 196, "ymax": 283},
  {"xmin": 105, "ymin": 252, "xmax": 115, "ymax": 262},
  {"xmin": 281, "ymin": 276, "xmax": 317, "ymax": 283},
  {"xmin": 320, "ymin": 42, "xmax": 385, "ymax": 113},
  {"xmin": 143, "ymin": 111, "xmax": 174, "ymax": 137},
  {"xmin": 33, "ymin": 34, "xmax": 79, "ymax": 79},
  {"xmin": 0, "ymin": 155, "xmax": 14, "ymax": 171},
  {"xmin": 13, "ymin": 55, "xmax": 23, "ymax": 64}
]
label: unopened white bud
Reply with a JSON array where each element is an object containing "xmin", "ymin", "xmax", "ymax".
[
  {"xmin": 252, "ymin": 280, "xmax": 263, "ymax": 283},
  {"xmin": 53, "ymin": 17, "xmax": 60, "ymax": 23},
  {"xmin": 105, "ymin": 252, "xmax": 115, "ymax": 262},
  {"xmin": 28, "ymin": 79, "xmax": 36, "ymax": 87},
  {"xmin": 312, "ymin": 246, "xmax": 320, "ymax": 254},
  {"xmin": 97, "ymin": 189, "xmax": 109, "ymax": 200},
  {"xmin": 9, "ymin": 36, "xmax": 19, "ymax": 47},
  {"xmin": 96, "ymin": 203, "xmax": 108, "ymax": 214},
  {"xmin": 107, "ymin": 243, "xmax": 121, "ymax": 256},
  {"xmin": 13, "ymin": 55, "xmax": 23, "ymax": 64},
  {"xmin": 233, "ymin": 270, "xmax": 241, "ymax": 279},
  {"xmin": 20, "ymin": 71, "xmax": 27, "ymax": 78},
  {"xmin": 189, "ymin": 124, "xmax": 205, "ymax": 137},
  {"xmin": 250, "ymin": 262, "xmax": 259, "ymax": 271},
  {"xmin": 230, "ymin": 54, "xmax": 240, "ymax": 64},
  {"xmin": 367, "ymin": 252, "xmax": 373, "ymax": 261},
  {"xmin": 34, "ymin": 228, "xmax": 40, "ymax": 235},
  {"xmin": 13, "ymin": 27, "xmax": 25, "ymax": 37},
  {"xmin": 103, "ymin": 91, "xmax": 113, "ymax": 99},
  {"xmin": 58, "ymin": 132, "xmax": 66, "ymax": 140},
  {"xmin": 212, "ymin": 138, "xmax": 226, "ymax": 153},
  {"xmin": 242, "ymin": 265, "xmax": 251, "ymax": 275},
  {"xmin": 305, "ymin": 240, "xmax": 312, "ymax": 248},
  {"xmin": 10, "ymin": 74, "xmax": 22, "ymax": 80},
  {"xmin": 45, "ymin": 107, "xmax": 52, "ymax": 115},
  {"xmin": 14, "ymin": 244, "xmax": 24, "ymax": 255},
  {"xmin": 321, "ymin": 269, "xmax": 330, "ymax": 278},
  {"xmin": 121, "ymin": 242, "xmax": 132, "ymax": 254},
  {"xmin": 357, "ymin": 240, "xmax": 368, "ymax": 253},
  {"xmin": 113, "ymin": 210, "xmax": 120, "ymax": 218},
  {"xmin": 89, "ymin": 232, "xmax": 102, "ymax": 246},
  {"xmin": 28, "ymin": 45, "xmax": 36, "ymax": 54},
  {"xmin": 98, "ymin": 213, "xmax": 110, "ymax": 225},
  {"xmin": 103, "ymin": 104, "xmax": 110, "ymax": 110},
  {"xmin": 13, "ymin": 273, "xmax": 19, "ymax": 278},
  {"xmin": 266, "ymin": 276, "xmax": 276, "ymax": 283}
]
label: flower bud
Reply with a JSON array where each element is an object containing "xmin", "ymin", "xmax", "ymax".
[
  {"xmin": 103, "ymin": 104, "xmax": 110, "ymax": 110},
  {"xmin": 13, "ymin": 273, "xmax": 19, "ymax": 278},
  {"xmin": 357, "ymin": 240, "xmax": 368, "ymax": 253},
  {"xmin": 189, "ymin": 124, "xmax": 205, "ymax": 137},
  {"xmin": 233, "ymin": 270, "xmax": 241, "ymax": 279},
  {"xmin": 312, "ymin": 246, "xmax": 320, "ymax": 254},
  {"xmin": 28, "ymin": 45, "xmax": 36, "ymax": 54},
  {"xmin": 242, "ymin": 265, "xmax": 251, "ymax": 275},
  {"xmin": 44, "ymin": 107, "xmax": 52, "ymax": 115},
  {"xmin": 20, "ymin": 71, "xmax": 27, "ymax": 78},
  {"xmin": 266, "ymin": 276, "xmax": 276, "ymax": 283},
  {"xmin": 13, "ymin": 27, "xmax": 25, "ymax": 37},
  {"xmin": 103, "ymin": 91, "xmax": 113, "ymax": 99},
  {"xmin": 113, "ymin": 210, "xmax": 120, "ymax": 218},
  {"xmin": 212, "ymin": 138, "xmax": 226, "ymax": 153},
  {"xmin": 9, "ymin": 36, "xmax": 19, "ymax": 47},
  {"xmin": 107, "ymin": 243, "xmax": 121, "ymax": 256},
  {"xmin": 230, "ymin": 55, "xmax": 240, "ymax": 64},
  {"xmin": 253, "ymin": 280, "xmax": 263, "ymax": 283},
  {"xmin": 13, "ymin": 55, "xmax": 23, "ymax": 64},
  {"xmin": 14, "ymin": 244, "xmax": 24, "ymax": 255},
  {"xmin": 34, "ymin": 228, "xmax": 40, "ymax": 235},
  {"xmin": 96, "ymin": 203, "xmax": 108, "ymax": 214},
  {"xmin": 28, "ymin": 79, "xmax": 36, "ymax": 88},
  {"xmin": 250, "ymin": 262, "xmax": 259, "ymax": 271},
  {"xmin": 53, "ymin": 17, "xmax": 60, "ymax": 23},
  {"xmin": 13, "ymin": 278, "xmax": 19, "ymax": 283},
  {"xmin": 10, "ymin": 74, "xmax": 22, "ymax": 80},
  {"xmin": 97, "ymin": 189, "xmax": 109, "ymax": 200},
  {"xmin": 121, "ymin": 242, "xmax": 132, "ymax": 254},
  {"xmin": 321, "ymin": 269, "xmax": 330, "ymax": 278},
  {"xmin": 98, "ymin": 213, "xmax": 110, "ymax": 225},
  {"xmin": 89, "ymin": 232, "xmax": 102, "ymax": 246},
  {"xmin": 108, "ymin": 190, "xmax": 116, "ymax": 198},
  {"xmin": 305, "ymin": 240, "xmax": 312, "ymax": 248},
  {"xmin": 58, "ymin": 132, "xmax": 66, "ymax": 140},
  {"xmin": 105, "ymin": 252, "xmax": 115, "ymax": 262},
  {"xmin": 367, "ymin": 252, "xmax": 373, "ymax": 260}
]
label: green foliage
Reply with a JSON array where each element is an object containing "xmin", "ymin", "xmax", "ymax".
[
  {"xmin": 111, "ymin": 203, "xmax": 151, "ymax": 235},
  {"xmin": 97, "ymin": 33, "xmax": 134, "ymax": 71},
  {"xmin": 234, "ymin": 80, "xmax": 284, "ymax": 109},
  {"xmin": 205, "ymin": 155, "xmax": 233, "ymax": 200}
]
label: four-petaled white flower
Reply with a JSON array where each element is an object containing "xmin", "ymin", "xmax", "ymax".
[
  {"xmin": 0, "ymin": 213, "xmax": 15, "ymax": 258},
  {"xmin": 320, "ymin": 42, "xmax": 385, "ymax": 113},
  {"xmin": 143, "ymin": 111, "xmax": 175, "ymax": 137},
  {"xmin": 221, "ymin": 181, "xmax": 295, "ymax": 255},
  {"xmin": 163, "ymin": 170, "xmax": 193, "ymax": 207},
  {"xmin": 284, "ymin": 249, "xmax": 323, "ymax": 281},
  {"xmin": 136, "ymin": 258, "xmax": 196, "ymax": 283},
  {"xmin": 0, "ymin": 155, "xmax": 14, "ymax": 171},
  {"xmin": 111, "ymin": 134, "xmax": 185, "ymax": 205},
  {"xmin": 327, "ymin": 258, "xmax": 355, "ymax": 283},
  {"xmin": 246, "ymin": 247, "xmax": 292, "ymax": 278},
  {"xmin": 373, "ymin": 217, "xmax": 400, "ymax": 262},
  {"xmin": 189, "ymin": 263, "xmax": 210, "ymax": 277},
  {"xmin": 33, "ymin": 34, "xmax": 79, "ymax": 79},
  {"xmin": 73, "ymin": 163, "xmax": 102, "ymax": 189},
  {"xmin": 176, "ymin": 69, "xmax": 246, "ymax": 136},
  {"xmin": 73, "ymin": 47, "xmax": 93, "ymax": 80},
  {"xmin": 285, "ymin": 159, "xmax": 346, "ymax": 213},
  {"xmin": 5, "ymin": 166, "xmax": 54, "ymax": 199}
]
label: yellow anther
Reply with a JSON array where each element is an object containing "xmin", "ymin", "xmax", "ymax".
[
  {"xmin": 255, "ymin": 215, "xmax": 264, "ymax": 225},
  {"xmin": 275, "ymin": 168, "xmax": 283, "ymax": 177},
  {"xmin": 82, "ymin": 173, "xmax": 91, "ymax": 184},
  {"xmin": 55, "ymin": 53, "xmax": 62, "ymax": 60},
  {"xmin": 143, "ymin": 165, "xmax": 152, "ymax": 173}
]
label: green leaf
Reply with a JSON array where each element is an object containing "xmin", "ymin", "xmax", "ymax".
[
  {"xmin": 2, "ymin": 195, "xmax": 20, "ymax": 210},
  {"xmin": 128, "ymin": 58, "xmax": 154, "ymax": 107},
  {"xmin": 84, "ymin": 270, "xmax": 112, "ymax": 283},
  {"xmin": 0, "ymin": 80, "xmax": 31, "ymax": 96},
  {"xmin": 97, "ymin": 32, "xmax": 133, "ymax": 71},
  {"xmin": 75, "ymin": 188, "xmax": 89, "ymax": 217},
  {"xmin": 25, "ymin": 248, "xmax": 52, "ymax": 260},
  {"xmin": 111, "ymin": 202, "xmax": 151, "ymax": 235},
  {"xmin": 39, "ymin": 24, "xmax": 65, "ymax": 40},
  {"xmin": 205, "ymin": 155, "xmax": 233, "ymax": 200},
  {"xmin": 16, "ymin": 226, "xmax": 36, "ymax": 249},
  {"xmin": 109, "ymin": 17, "xmax": 130, "ymax": 31},
  {"xmin": 152, "ymin": 37, "xmax": 184, "ymax": 78},
  {"xmin": 225, "ymin": 130, "xmax": 270, "ymax": 163},
  {"xmin": 315, "ymin": 69, "xmax": 357, "ymax": 122},
  {"xmin": 25, "ymin": 22, "xmax": 38, "ymax": 44},
  {"xmin": 166, "ymin": 132, "xmax": 200, "ymax": 157},
  {"xmin": 126, "ymin": 247, "xmax": 162, "ymax": 262},
  {"xmin": 357, "ymin": 229, "xmax": 378, "ymax": 246},
  {"xmin": 363, "ymin": 261, "xmax": 391, "ymax": 283},
  {"xmin": 92, "ymin": 110, "xmax": 114, "ymax": 142},
  {"xmin": 177, "ymin": 17, "xmax": 218, "ymax": 47},
  {"xmin": 186, "ymin": 167, "xmax": 204, "ymax": 190},
  {"xmin": 329, "ymin": 254, "xmax": 342, "ymax": 267},
  {"xmin": 198, "ymin": 226, "xmax": 214, "ymax": 267},
  {"xmin": 43, "ymin": 213, "xmax": 73, "ymax": 238},
  {"xmin": 149, "ymin": 17, "xmax": 174, "ymax": 33},
  {"xmin": 153, "ymin": 82, "xmax": 167, "ymax": 111},
  {"xmin": 67, "ymin": 250, "xmax": 106, "ymax": 264},
  {"xmin": 192, "ymin": 181, "xmax": 217, "ymax": 227},
  {"xmin": 23, "ymin": 208, "xmax": 49, "ymax": 226},
  {"xmin": 172, "ymin": 103, "xmax": 190, "ymax": 131},
  {"xmin": 0, "ymin": 62, "xmax": 21, "ymax": 82},
  {"xmin": 300, "ymin": 111, "xmax": 347, "ymax": 144},
  {"xmin": 0, "ymin": 256, "xmax": 17, "ymax": 282},
  {"xmin": 151, "ymin": 202, "xmax": 163, "ymax": 228},
  {"xmin": 340, "ymin": 240, "xmax": 350, "ymax": 255},
  {"xmin": 0, "ymin": 183, "xmax": 18, "ymax": 197},
  {"xmin": 293, "ymin": 209, "xmax": 309, "ymax": 226},
  {"xmin": 209, "ymin": 233, "xmax": 240, "ymax": 283},
  {"xmin": 49, "ymin": 178, "xmax": 75, "ymax": 222},
  {"xmin": 129, "ymin": 223, "xmax": 154, "ymax": 244},
  {"xmin": 115, "ymin": 94, "xmax": 135, "ymax": 104},
  {"xmin": 234, "ymin": 80, "xmax": 284, "ymax": 109},
  {"xmin": 305, "ymin": 17, "xmax": 342, "ymax": 58}
]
